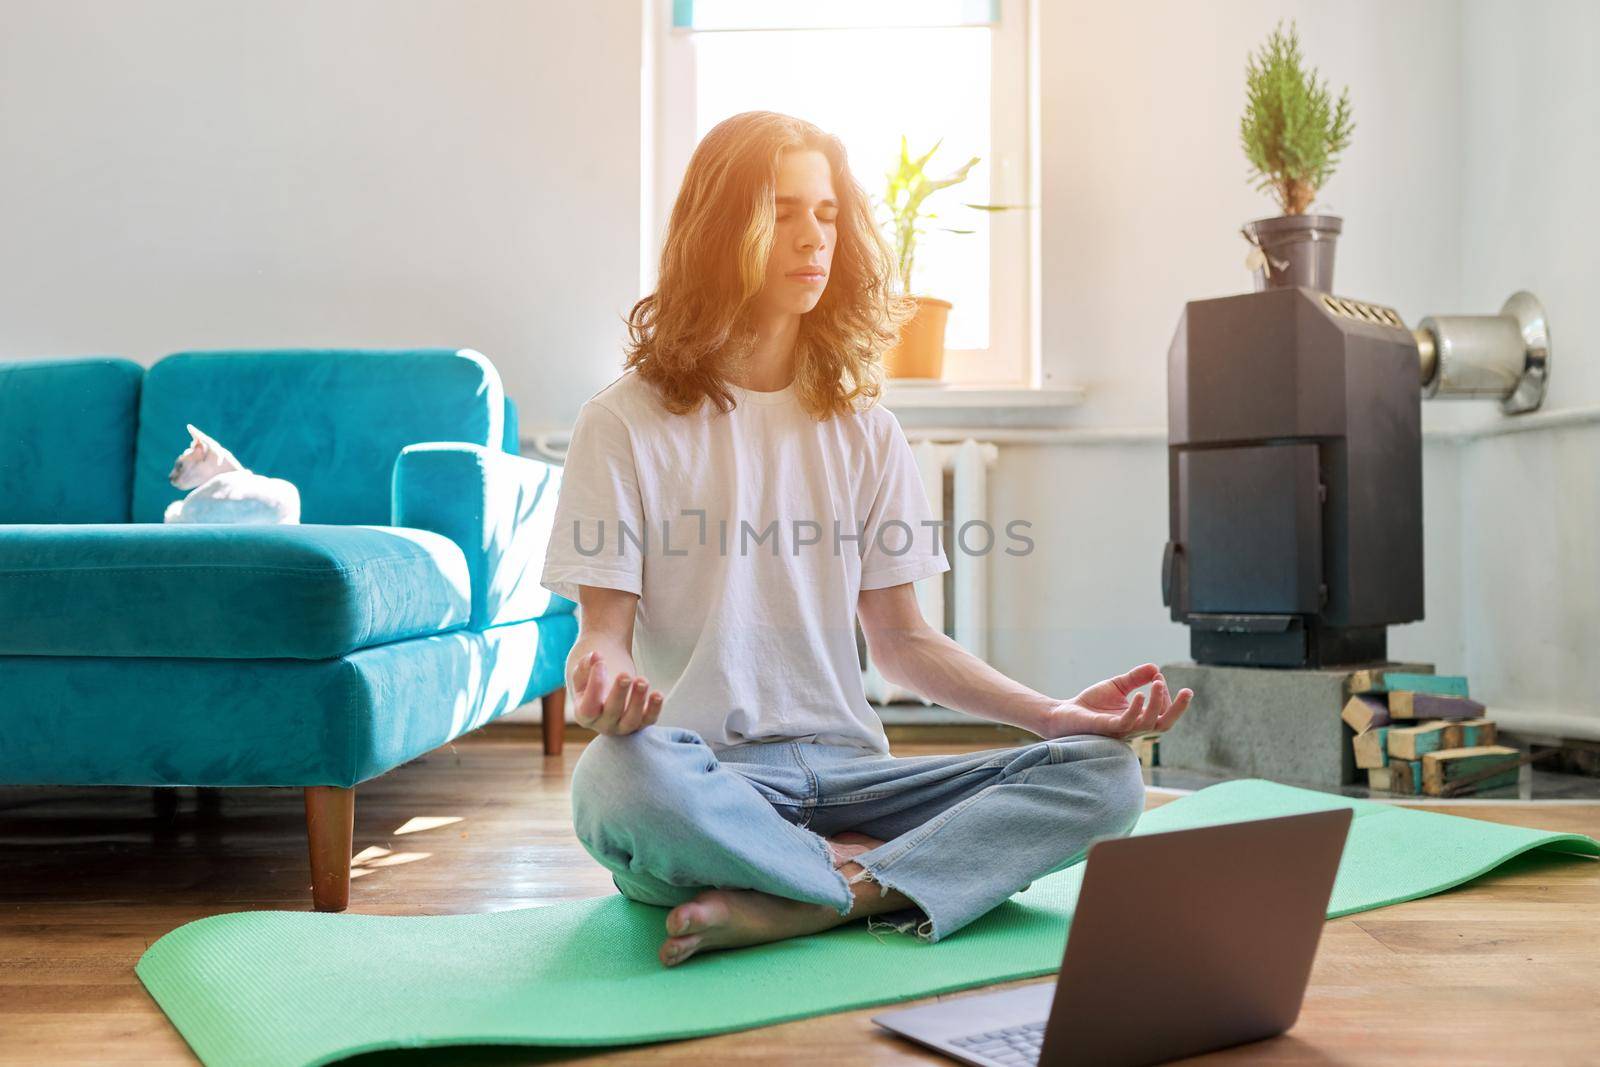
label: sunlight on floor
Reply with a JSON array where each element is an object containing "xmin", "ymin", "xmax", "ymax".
[
  {"xmin": 348, "ymin": 845, "xmax": 433, "ymax": 879},
  {"xmin": 392, "ymin": 815, "xmax": 464, "ymax": 836}
]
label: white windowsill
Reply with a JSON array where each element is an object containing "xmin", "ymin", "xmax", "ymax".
[
  {"xmin": 522, "ymin": 383, "xmax": 1091, "ymax": 459},
  {"xmin": 883, "ymin": 382, "xmax": 1086, "ymax": 431}
]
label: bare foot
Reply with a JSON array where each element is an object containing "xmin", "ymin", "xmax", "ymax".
[
  {"xmin": 825, "ymin": 830, "xmax": 883, "ymax": 868},
  {"xmin": 658, "ymin": 888, "xmax": 845, "ymax": 966},
  {"xmin": 659, "ymin": 832, "xmax": 908, "ymax": 967}
]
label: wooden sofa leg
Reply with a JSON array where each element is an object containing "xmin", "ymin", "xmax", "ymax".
[
  {"xmin": 304, "ymin": 786, "xmax": 354, "ymax": 912},
  {"xmin": 542, "ymin": 686, "xmax": 566, "ymax": 756}
]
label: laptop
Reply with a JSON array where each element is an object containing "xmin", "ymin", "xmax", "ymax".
[{"xmin": 872, "ymin": 808, "xmax": 1352, "ymax": 1067}]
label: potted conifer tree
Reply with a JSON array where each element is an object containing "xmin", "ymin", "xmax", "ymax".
[{"xmin": 1239, "ymin": 20, "xmax": 1355, "ymax": 292}]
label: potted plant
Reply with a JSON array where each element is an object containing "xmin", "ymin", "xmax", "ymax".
[
  {"xmin": 1239, "ymin": 20, "xmax": 1354, "ymax": 292},
  {"xmin": 877, "ymin": 137, "xmax": 1003, "ymax": 380}
]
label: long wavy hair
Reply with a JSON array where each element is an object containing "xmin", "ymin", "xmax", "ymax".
[{"xmin": 625, "ymin": 111, "xmax": 914, "ymax": 420}]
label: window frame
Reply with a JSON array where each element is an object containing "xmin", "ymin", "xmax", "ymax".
[{"xmin": 647, "ymin": 0, "xmax": 1039, "ymax": 387}]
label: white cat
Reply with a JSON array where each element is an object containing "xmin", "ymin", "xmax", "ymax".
[{"xmin": 163, "ymin": 424, "xmax": 301, "ymax": 525}]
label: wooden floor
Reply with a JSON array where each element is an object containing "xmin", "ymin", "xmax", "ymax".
[{"xmin": 3, "ymin": 724, "xmax": 1596, "ymax": 1066}]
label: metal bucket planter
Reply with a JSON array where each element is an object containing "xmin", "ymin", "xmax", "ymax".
[{"xmin": 1242, "ymin": 214, "xmax": 1342, "ymax": 292}]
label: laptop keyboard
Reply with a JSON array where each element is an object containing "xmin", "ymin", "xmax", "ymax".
[{"xmin": 949, "ymin": 1019, "xmax": 1048, "ymax": 1064}]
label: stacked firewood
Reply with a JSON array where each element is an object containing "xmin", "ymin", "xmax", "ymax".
[{"xmin": 1342, "ymin": 671, "xmax": 1519, "ymax": 797}]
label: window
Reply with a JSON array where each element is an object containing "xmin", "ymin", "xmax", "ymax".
[{"xmin": 651, "ymin": 0, "xmax": 1037, "ymax": 386}]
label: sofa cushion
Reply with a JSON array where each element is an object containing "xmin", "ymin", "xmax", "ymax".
[
  {"xmin": 0, "ymin": 612, "xmax": 575, "ymax": 787},
  {"xmin": 0, "ymin": 524, "xmax": 470, "ymax": 659},
  {"xmin": 0, "ymin": 357, "xmax": 143, "ymax": 523},
  {"xmin": 131, "ymin": 349, "xmax": 504, "ymax": 526}
]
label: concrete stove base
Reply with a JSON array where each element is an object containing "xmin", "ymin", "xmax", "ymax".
[{"xmin": 1157, "ymin": 660, "xmax": 1436, "ymax": 790}]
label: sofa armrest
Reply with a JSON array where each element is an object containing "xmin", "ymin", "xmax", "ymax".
[{"xmin": 392, "ymin": 442, "xmax": 576, "ymax": 630}]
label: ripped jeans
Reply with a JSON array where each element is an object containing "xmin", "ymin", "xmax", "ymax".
[{"xmin": 568, "ymin": 725, "xmax": 1145, "ymax": 942}]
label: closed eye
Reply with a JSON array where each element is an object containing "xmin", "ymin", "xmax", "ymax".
[{"xmin": 776, "ymin": 195, "xmax": 837, "ymax": 219}]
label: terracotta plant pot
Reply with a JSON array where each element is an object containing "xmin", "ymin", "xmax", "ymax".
[{"xmin": 883, "ymin": 296, "xmax": 952, "ymax": 380}]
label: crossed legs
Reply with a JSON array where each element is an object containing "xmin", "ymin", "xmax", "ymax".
[{"xmin": 568, "ymin": 725, "xmax": 1143, "ymax": 966}]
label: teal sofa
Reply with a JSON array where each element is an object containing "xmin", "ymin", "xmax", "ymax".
[{"xmin": 0, "ymin": 350, "xmax": 577, "ymax": 910}]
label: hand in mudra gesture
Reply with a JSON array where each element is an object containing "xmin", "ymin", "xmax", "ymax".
[
  {"xmin": 571, "ymin": 650, "xmax": 665, "ymax": 735},
  {"xmin": 1038, "ymin": 662, "xmax": 1192, "ymax": 741}
]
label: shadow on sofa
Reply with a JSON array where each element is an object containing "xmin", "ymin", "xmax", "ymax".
[{"xmin": 0, "ymin": 350, "xmax": 577, "ymax": 910}]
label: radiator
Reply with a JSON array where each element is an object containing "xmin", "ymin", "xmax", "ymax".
[{"xmin": 861, "ymin": 438, "xmax": 1000, "ymax": 705}]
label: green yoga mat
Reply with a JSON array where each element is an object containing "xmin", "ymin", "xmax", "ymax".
[{"xmin": 136, "ymin": 780, "xmax": 1597, "ymax": 1067}]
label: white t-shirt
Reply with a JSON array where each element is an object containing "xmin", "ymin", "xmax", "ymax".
[{"xmin": 539, "ymin": 369, "xmax": 950, "ymax": 753}]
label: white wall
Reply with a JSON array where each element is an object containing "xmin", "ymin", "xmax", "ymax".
[
  {"xmin": 1460, "ymin": 0, "xmax": 1598, "ymax": 418},
  {"xmin": 1448, "ymin": 0, "xmax": 1600, "ymax": 737},
  {"xmin": 987, "ymin": 442, "xmax": 1189, "ymax": 694},
  {"xmin": 1455, "ymin": 424, "xmax": 1599, "ymax": 737},
  {"xmin": 0, "ymin": 0, "xmax": 642, "ymax": 425},
  {"xmin": 1037, "ymin": 0, "xmax": 1469, "ymax": 435}
]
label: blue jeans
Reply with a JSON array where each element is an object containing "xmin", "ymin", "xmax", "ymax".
[{"xmin": 568, "ymin": 725, "xmax": 1145, "ymax": 942}]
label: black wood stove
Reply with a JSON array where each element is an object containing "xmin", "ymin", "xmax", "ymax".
[{"xmin": 1162, "ymin": 287, "xmax": 1425, "ymax": 668}]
